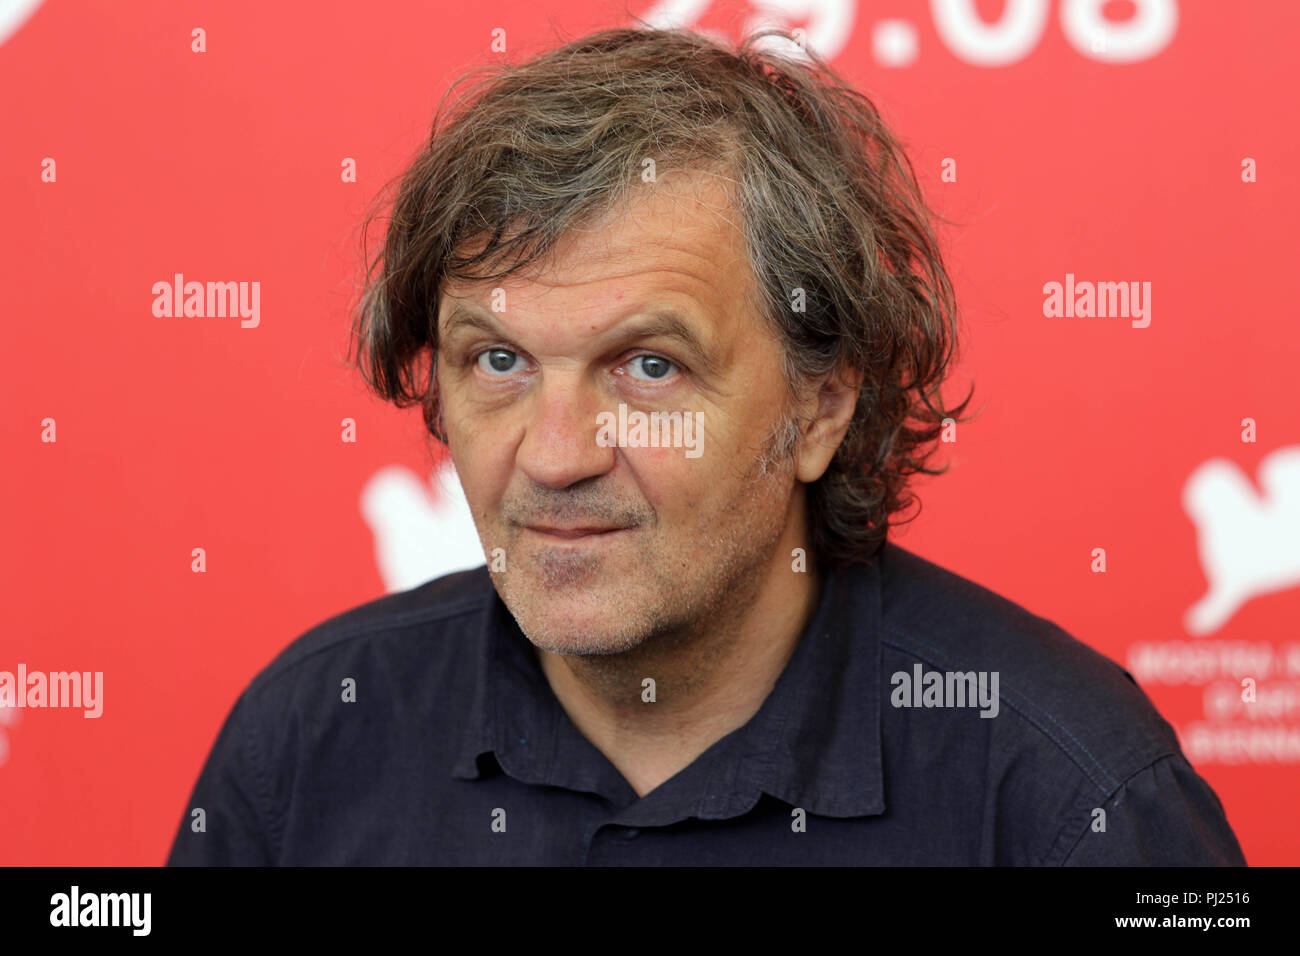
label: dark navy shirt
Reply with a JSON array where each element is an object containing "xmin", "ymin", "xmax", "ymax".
[{"xmin": 167, "ymin": 541, "xmax": 1246, "ymax": 865}]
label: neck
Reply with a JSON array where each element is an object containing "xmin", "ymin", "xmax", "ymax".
[{"xmin": 535, "ymin": 511, "xmax": 822, "ymax": 799}]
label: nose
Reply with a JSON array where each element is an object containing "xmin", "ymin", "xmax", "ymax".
[{"xmin": 515, "ymin": 373, "xmax": 617, "ymax": 489}]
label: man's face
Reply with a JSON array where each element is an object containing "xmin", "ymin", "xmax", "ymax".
[{"xmin": 436, "ymin": 170, "xmax": 802, "ymax": 655}]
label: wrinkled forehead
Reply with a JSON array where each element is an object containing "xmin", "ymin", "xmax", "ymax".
[
  {"xmin": 440, "ymin": 168, "xmax": 748, "ymax": 297},
  {"xmin": 435, "ymin": 185, "xmax": 759, "ymax": 357}
]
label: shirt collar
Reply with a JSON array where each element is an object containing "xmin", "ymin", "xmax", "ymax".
[{"xmin": 452, "ymin": 550, "xmax": 886, "ymax": 820}]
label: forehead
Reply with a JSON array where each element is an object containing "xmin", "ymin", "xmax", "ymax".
[{"xmin": 439, "ymin": 169, "xmax": 754, "ymax": 315}]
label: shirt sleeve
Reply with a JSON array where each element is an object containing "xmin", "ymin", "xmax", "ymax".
[
  {"xmin": 166, "ymin": 690, "xmax": 278, "ymax": 866},
  {"xmin": 1057, "ymin": 752, "xmax": 1247, "ymax": 866}
]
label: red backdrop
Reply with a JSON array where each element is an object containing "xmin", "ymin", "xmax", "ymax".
[{"xmin": 2, "ymin": 0, "xmax": 1297, "ymax": 865}]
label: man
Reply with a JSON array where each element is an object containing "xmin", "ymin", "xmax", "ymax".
[{"xmin": 167, "ymin": 26, "xmax": 1245, "ymax": 865}]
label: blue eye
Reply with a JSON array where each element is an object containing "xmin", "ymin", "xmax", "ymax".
[
  {"xmin": 478, "ymin": 349, "xmax": 521, "ymax": 375},
  {"xmin": 627, "ymin": 355, "xmax": 677, "ymax": 381}
]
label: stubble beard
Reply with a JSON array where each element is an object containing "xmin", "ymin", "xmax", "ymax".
[{"xmin": 492, "ymin": 418, "xmax": 800, "ymax": 672}]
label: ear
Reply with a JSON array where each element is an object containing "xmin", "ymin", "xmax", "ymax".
[{"xmin": 794, "ymin": 365, "xmax": 862, "ymax": 484}]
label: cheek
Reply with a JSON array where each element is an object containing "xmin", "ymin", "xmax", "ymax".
[
  {"xmin": 446, "ymin": 430, "xmax": 509, "ymax": 516},
  {"xmin": 624, "ymin": 444, "xmax": 714, "ymax": 512}
]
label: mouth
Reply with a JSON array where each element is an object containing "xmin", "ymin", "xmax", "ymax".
[{"xmin": 523, "ymin": 524, "xmax": 632, "ymax": 541}]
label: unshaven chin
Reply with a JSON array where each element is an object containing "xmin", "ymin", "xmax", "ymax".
[{"xmin": 514, "ymin": 451, "xmax": 804, "ymax": 702}]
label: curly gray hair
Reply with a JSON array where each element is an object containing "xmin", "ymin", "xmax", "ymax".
[{"xmin": 350, "ymin": 26, "xmax": 975, "ymax": 568}]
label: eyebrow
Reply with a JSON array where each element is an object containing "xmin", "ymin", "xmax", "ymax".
[
  {"xmin": 441, "ymin": 305, "xmax": 501, "ymax": 340},
  {"xmin": 440, "ymin": 303, "xmax": 722, "ymax": 378}
]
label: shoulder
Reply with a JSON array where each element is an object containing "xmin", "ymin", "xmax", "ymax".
[
  {"xmin": 242, "ymin": 564, "xmax": 496, "ymax": 702},
  {"xmin": 874, "ymin": 541, "xmax": 1179, "ymax": 795}
]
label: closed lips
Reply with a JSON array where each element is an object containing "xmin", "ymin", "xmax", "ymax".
[{"xmin": 526, "ymin": 525, "xmax": 626, "ymax": 537}]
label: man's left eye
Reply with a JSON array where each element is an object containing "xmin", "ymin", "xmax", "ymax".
[{"xmin": 626, "ymin": 355, "xmax": 677, "ymax": 381}]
